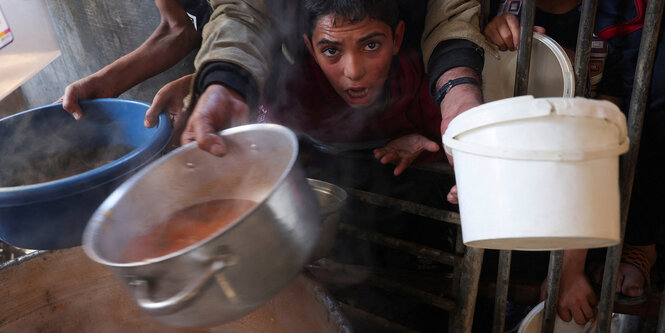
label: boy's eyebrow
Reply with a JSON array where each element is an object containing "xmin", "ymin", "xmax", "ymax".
[
  {"xmin": 316, "ymin": 38, "xmax": 342, "ymax": 46},
  {"xmin": 357, "ymin": 32, "xmax": 386, "ymax": 43},
  {"xmin": 315, "ymin": 32, "xmax": 387, "ymax": 46}
]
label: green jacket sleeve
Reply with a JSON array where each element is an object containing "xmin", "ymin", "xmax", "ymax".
[
  {"xmin": 192, "ymin": 0, "xmax": 280, "ymax": 100},
  {"xmin": 422, "ymin": 0, "xmax": 498, "ymax": 73}
]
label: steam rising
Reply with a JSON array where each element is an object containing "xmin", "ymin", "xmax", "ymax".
[
  {"xmin": 0, "ymin": 145, "xmax": 132, "ymax": 187},
  {"xmin": 0, "ymin": 107, "xmax": 134, "ymax": 188}
]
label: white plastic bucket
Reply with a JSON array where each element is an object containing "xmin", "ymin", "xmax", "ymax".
[
  {"xmin": 517, "ymin": 301, "xmax": 600, "ymax": 332},
  {"xmin": 442, "ymin": 96, "xmax": 629, "ymax": 250},
  {"xmin": 483, "ymin": 32, "xmax": 574, "ymax": 102}
]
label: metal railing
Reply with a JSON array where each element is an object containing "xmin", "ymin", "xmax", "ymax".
[
  {"xmin": 481, "ymin": 0, "xmax": 665, "ymax": 332},
  {"xmin": 302, "ymin": 150, "xmax": 482, "ymax": 332}
]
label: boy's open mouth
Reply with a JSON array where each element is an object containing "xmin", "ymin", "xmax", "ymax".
[{"xmin": 347, "ymin": 87, "xmax": 369, "ymax": 99}]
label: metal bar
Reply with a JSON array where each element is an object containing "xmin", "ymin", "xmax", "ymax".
[
  {"xmin": 597, "ymin": 245, "xmax": 621, "ymax": 333},
  {"xmin": 345, "ymin": 188, "xmax": 461, "ymax": 225},
  {"xmin": 573, "ymin": 0, "xmax": 598, "ymax": 96},
  {"xmin": 0, "ymin": 250, "xmax": 46, "ymax": 270},
  {"xmin": 596, "ymin": 0, "xmax": 665, "ymax": 331},
  {"xmin": 369, "ymin": 276, "xmax": 457, "ymax": 311},
  {"xmin": 338, "ymin": 223, "xmax": 462, "ymax": 266},
  {"xmin": 0, "ymin": 241, "xmax": 26, "ymax": 265},
  {"xmin": 488, "ymin": 4, "xmax": 536, "ymax": 330},
  {"xmin": 492, "ymin": 250, "xmax": 512, "ymax": 333},
  {"xmin": 314, "ymin": 258, "xmax": 457, "ymax": 311},
  {"xmin": 480, "ymin": 0, "xmax": 491, "ymax": 29},
  {"xmin": 548, "ymin": 3, "xmax": 594, "ymax": 329},
  {"xmin": 657, "ymin": 284, "xmax": 665, "ymax": 332},
  {"xmin": 542, "ymin": 250, "xmax": 564, "ymax": 333},
  {"xmin": 0, "ymin": 242, "xmax": 7, "ymax": 264},
  {"xmin": 449, "ymin": 226, "xmax": 467, "ymax": 332},
  {"xmin": 412, "ymin": 161, "xmax": 454, "ymax": 175},
  {"xmin": 453, "ymin": 247, "xmax": 484, "ymax": 333},
  {"xmin": 514, "ymin": 0, "xmax": 535, "ymax": 96},
  {"xmin": 338, "ymin": 303, "xmax": 420, "ymax": 333}
]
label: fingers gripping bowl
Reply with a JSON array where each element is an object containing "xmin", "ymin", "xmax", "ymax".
[
  {"xmin": 82, "ymin": 124, "xmax": 321, "ymax": 328},
  {"xmin": 0, "ymin": 98, "xmax": 172, "ymax": 249}
]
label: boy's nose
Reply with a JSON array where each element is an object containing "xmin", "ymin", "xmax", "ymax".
[{"xmin": 343, "ymin": 54, "xmax": 365, "ymax": 81}]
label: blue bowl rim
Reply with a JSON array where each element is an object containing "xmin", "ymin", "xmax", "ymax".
[{"xmin": 0, "ymin": 98, "xmax": 173, "ymax": 206}]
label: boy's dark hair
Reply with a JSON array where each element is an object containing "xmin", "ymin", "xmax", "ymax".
[{"xmin": 303, "ymin": 0, "xmax": 399, "ymax": 39}]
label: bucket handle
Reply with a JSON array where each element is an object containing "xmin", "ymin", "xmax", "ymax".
[{"xmin": 129, "ymin": 259, "xmax": 228, "ymax": 316}]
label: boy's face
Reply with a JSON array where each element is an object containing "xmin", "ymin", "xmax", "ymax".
[{"xmin": 304, "ymin": 15, "xmax": 405, "ymax": 109}]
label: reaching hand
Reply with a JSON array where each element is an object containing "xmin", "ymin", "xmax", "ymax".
[
  {"xmin": 373, "ymin": 134, "xmax": 440, "ymax": 176},
  {"xmin": 437, "ymin": 68, "xmax": 483, "ymax": 204},
  {"xmin": 180, "ymin": 84, "xmax": 250, "ymax": 156},
  {"xmin": 447, "ymin": 185, "xmax": 459, "ymax": 205},
  {"xmin": 541, "ymin": 249, "xmax": 597, "ymax": 326},
  {"xmin": 483, "ymin": 13, "xmax": 546, "ymax": 51},
  {"xmin": 145, "ymin": 74, "xmax": 194, "ymax": 145},
  {"xmin": 554, "ymin": 270, "xmax": 597, "ymax": 325},
  {"xmin": 60, "ymin": 75, "xmax": 114, "ymax": 120}
]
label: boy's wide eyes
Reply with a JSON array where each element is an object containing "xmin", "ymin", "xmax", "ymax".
[
  {"xmin": 319, "ymin": 41, "xmax": 382, "ymax": 57},
  {"xmin": 322, "ymin": 47, "xmax": 338, "ymax": 57},
  {"xmin": 364, "ymin": 41, "xmax": 380, "ymax": 51}
]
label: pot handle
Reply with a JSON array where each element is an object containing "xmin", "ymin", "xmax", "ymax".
[{"xmin": 129, "ymin": 259, "xmax": 226, "ymax": 316}]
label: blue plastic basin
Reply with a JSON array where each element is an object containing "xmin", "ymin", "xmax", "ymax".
[{"xmin": 0, "ymin": 98, "xmax": 172, "ymax": 249}]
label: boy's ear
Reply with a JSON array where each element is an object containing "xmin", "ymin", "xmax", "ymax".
[
  {"xmin": 393, "ymin": 20, "xmax": 405, "ymax": 55},
  {"xmin": 303, "ymin": 34, "xmax": 315, "ymax": 58}
]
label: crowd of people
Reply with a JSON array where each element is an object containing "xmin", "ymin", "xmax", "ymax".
[{"xmin": 58, "ymin": 0, "xmax": 664, "ymax": 328}]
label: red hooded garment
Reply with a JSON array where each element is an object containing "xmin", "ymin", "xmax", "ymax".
[{"xmin": 261, "ymin": 47, "xmax": 443, "ymax": 160}]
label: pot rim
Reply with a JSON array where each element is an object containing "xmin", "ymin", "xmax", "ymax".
[
  {"xmin": 0, "ymin": 98, "xmax": 173, "ymax": 205},
  {"xmin": 307, "ymin": 178, "xmax": 347, "ymax": 215},
  {"xmin": 82, "ymin": 123, "xmax": 300, "ymax": 268}
]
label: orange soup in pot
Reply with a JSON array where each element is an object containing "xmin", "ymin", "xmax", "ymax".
[{"xmin": 121, "ymin": 199, "xmax": 257, "ymax": 262}]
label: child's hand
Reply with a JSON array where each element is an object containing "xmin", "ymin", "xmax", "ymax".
[
  {"xmin": 373, "ymin": 134, "xmax": 440, "ymax": 176},
  {"xmin": 483, "ymin": 13, "xmax": 546, "ymax": 51},
  {"xmin": 60, "ymin": 74, "xmax": 115, "ymax": 121},
  {"xmin": 145, "ymin": 74, "xmax": 194, "ymax": 147}
]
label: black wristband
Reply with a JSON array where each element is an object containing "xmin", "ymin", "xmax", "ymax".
[
  {"xmin": 196, "ymin": 62, "xmax": 260, "ymax": 109},
  {"xmin": 433, "ymin": 77, "xmax": 481, "ymax": 105}
]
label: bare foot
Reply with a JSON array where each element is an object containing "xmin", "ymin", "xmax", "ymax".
[
  {"xmin": 617, "ymin": 263, "xmax": 646, "ymax": 296},
  {"xmin": 589, "ymin": 244, "xmax": 656, "ymax": 298},
  {"xmin": 617, "ymin": 244, "xmax": 656, "ymax": 297}
]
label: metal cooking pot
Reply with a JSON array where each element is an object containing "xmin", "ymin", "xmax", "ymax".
[
  {"xmin": 82, "ymin": 124, "xmax": 321, "ymax": 328},
  {"xmin": 308, "ymin": 178, "xmax": 347, "ymax": 260}
]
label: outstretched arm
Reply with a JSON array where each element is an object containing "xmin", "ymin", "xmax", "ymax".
[
  {"xmin": 182, "ymin": 0, "xmax": 296, "ymax": 155},
  {"xmin": 422, "ymin": 0, "xmax": 489, "ymax": 204},
  {"xmin": 62, "ymin": 0, "xmax": 201, "ymax": 119},
  {"xmin": 435, "ymin": 67, "xmax": 482, "ymax": 204}
]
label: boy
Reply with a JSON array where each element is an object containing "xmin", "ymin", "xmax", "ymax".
[{"xmin": 261, "ymin": 0, "xmax": 467, "ymax": 175}]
